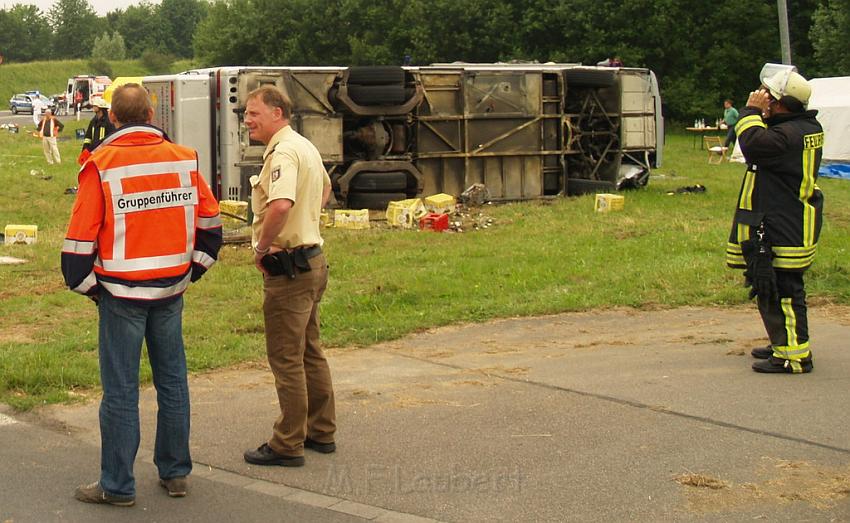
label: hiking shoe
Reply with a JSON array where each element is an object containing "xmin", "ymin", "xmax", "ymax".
[
  {"xmin": 159, "ymin": 476, "xmax": 188, "ymax": 497},
  {"xmin": 305, "ymin": 437, "xmax": 336, "ymax": 454},
  {"xmin": 751, "ymin": 345, "xmax": 773, "ymax": 359},
  {"xmin": 74, "ymin": 481, "xmax": 135, "ymax": 507},
  {"xmin": 243, "ymin": 443, "xmax": 305, "ymax": 467},
  {"xmin": 752, "ymin": 355, "xmax": 813, "ymax": 374}
]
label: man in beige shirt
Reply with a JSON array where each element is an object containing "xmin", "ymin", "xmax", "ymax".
[{"xmin": 243, "ymin": 85, "xmax": 336, "ymax": 467}]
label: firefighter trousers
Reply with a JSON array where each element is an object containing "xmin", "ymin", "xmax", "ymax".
[{"xmin": 756, "ymin": 270, "xmax": 811, "ymax": 360}]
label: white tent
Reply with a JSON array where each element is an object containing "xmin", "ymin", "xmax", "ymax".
[
  {"xmin": 730, "ymin": 76, "xmax": 850, "ymax": 165},
  {"xmin": 809, "ymin": 76, "xmax": 850, "ymax": 164}
]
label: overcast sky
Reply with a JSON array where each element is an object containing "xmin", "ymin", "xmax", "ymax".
[{"xmin": 9, "ymin": 0, "xmax": 158, "ymax": 16}]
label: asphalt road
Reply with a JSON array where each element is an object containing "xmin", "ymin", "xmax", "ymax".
[
  {"xmin": 6, "ymin": 306, "xmax": 849, "ymax": 522},
  {"xmin": 0, "ymin": 109, "xmax": 88, "ymax": 127}
]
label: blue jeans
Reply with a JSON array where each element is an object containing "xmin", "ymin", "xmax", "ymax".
[{"xmin": 97, "ymin": 291, "xmax": 192, "ymax": 499}]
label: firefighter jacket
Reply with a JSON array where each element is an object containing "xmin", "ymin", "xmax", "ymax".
[
  {"xmin": 61, "ymin": 124, "xmax": 223, "ymax": 302},
  {"xmin": 82, "ymin": 112, "xmax": 116, "ymax": 152},
  {"xmin": 726, "ymin": 107, "xmax": 824, "ymax": 271}
]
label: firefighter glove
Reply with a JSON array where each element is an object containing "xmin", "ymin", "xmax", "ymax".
[{"xmin": 741, "ymin": 237, "xmax": 778, "ymax": 301}]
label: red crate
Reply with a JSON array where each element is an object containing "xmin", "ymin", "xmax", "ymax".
[{"xmin": 419, "ymin": 213, "xmax": 449, "ymax": 232}]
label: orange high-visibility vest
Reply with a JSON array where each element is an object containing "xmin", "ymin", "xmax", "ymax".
[{"xmin": 63, "ymin": 125, "xmax": 221, "ymax": 300}]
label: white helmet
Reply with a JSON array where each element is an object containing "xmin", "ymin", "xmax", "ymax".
[
  {"xmin": 91, "ymin": 97, "xmax": 111, "ymax": 110},
  {"xmin": 759, "ymin": 63, "xmax": 811, "ymax": 107}
]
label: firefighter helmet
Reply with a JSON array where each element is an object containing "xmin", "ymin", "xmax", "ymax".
[{"xmin": 759, "ymin": 63, "xmax": 812, "ymax": 107}]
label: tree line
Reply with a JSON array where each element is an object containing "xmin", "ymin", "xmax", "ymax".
[{"xmin": 1, "ymin": 0, "xmax": 848, "ymax": 120}]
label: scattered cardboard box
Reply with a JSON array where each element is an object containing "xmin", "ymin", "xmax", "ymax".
[
  {"xmin": 386, "ymin": 198, "xmax": 427, "ymax": 228},
  {"xmin": 4, "ymin": 225, "xmax": 38, "ymax": 245},
  {"xmin": 594, "ymin": 194, "xmax": 624, "ymax": 213},
  {"xmin": 424, "ymin": 193, "xmax": 456, "ymax": 214},
  {"xmin": 333, "ymin": 209, "xmax": 370, "ymax": 229}
]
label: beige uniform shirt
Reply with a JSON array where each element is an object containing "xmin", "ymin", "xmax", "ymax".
[{"xmin": 251, "ymin": 125, "xmax": 331, "ymax": 248}]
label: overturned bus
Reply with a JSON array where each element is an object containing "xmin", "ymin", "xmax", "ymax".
[{"xmin": 143, "ymin": 63, "xmax": 662, "ymax": 208}]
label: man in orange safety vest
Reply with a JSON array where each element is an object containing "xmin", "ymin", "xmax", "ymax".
[{"xmin": 62, "ymin": 83, "xmax": 222, "ymax": 506}]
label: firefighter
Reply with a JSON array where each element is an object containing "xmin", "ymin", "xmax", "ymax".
[
  {"xmin": 77, "ymin": 97, "xmax": 116, "ymax": 165},
  {"xmin": 726, "ymin": 64, "xmax": 824, "ymax": 374}
]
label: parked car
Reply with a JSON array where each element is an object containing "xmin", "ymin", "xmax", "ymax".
[{"xmin": 9, "ymin": 93, "xmax": 56, "ymax": 115}]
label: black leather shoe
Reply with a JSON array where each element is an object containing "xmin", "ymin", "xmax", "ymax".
[
  {"xmin": 752, "ymin": 355, "xmax": 813, "ymax": 374},
  {"xmin": 243, "ymin": 443, "xmax": 305, "ymax": 467},
  {"xmin": 751, "ymin": 345, "xmax": 773, "ymax": 359},
  {"xmin": 305, "ymin": 437, "xmax": 336, "ymax": 454}
]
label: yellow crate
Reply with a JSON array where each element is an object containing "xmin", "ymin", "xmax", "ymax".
[
  {"xmin": 386, "ymin": 198, "xmax": 427, "ymax": 228},
  {"xmin": 423, "ymin": 193, "xmax": 456, "ymax": 214},
  {"xmin": 594, "ymin": 194, "xmax": 625, "ymax": 213},
  {"xmin": 4, "ymin": 224, "xmax": 38, "ymax": 245},
  {"xmin": 219, "ymin": 199, "xmax": 249, "ymax": 227},
  {"xmin": 333, "ymin": 209, "xmax": 370, "ymax": 229},
  {"xmin": 320, "ymin": 210, "xmax": 331, "ymax": 227}
]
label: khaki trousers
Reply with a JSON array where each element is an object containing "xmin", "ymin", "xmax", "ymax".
[
  {"xmin": 263, "ymin": 253, "xmax": 335, "ymax": 456},
  {"xmin": 42, "ymin": 136, "xmax": 61, "ymax": 164}
]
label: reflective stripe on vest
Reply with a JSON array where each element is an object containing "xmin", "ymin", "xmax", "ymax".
[
  {"xmin": 197, "ymin": 215, "xmax": 222, "ymax": 229},
  {"xmin": 63, "ymin": 239, "xmax": 96, "ymax": 255},
  {"xmin": 192, "ymin": 250, "xmax": 216, "ymax": 269},
  {"xmin": 96, "ymin": 252, "xmax": 193, "ymax": 272},
  {"xmin": 73, "ymin": 271, "xmax": 98, "ymax": 294},
  {"xmin": 100, "ymin": 272, "xmax": 192, "ymax": 300}
]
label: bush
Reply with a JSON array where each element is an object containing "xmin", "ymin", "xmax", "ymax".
[
  {"xmin": 87, "ymin": 58, "xmax": 113, "ymax": 77},
  {"xmin": 141, "ymin": 50, "xmax": 176, "ymax": 74}
]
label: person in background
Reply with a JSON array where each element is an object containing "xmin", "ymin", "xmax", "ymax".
[
  {"xmin": 722, "ymin": 99, "xmax": 739, "ymax": 149},
  {"xmin": 74, "ymin": 89, "xmax": 84, "ymax": 113},
  {"xmin": 36, "ymin": 109, "xmax": 64, "ymax": 165},
  {"xmin": 31, "ymin": 95, "xmax": 45, "ymax": 126},
  {"xmin": 78, "ymin": 98, "xmax": 116, "ymax": 164},
  {"xmin": 726, "ymin": 65, "xmax": 823, "ymax": 374},
  {"xmin": 63, "ymin": 83, "xmax": 222, "ymax": 506},
  {"xmin": 242, "ymin": 85, "xmax": 337, "ymax": 468}
]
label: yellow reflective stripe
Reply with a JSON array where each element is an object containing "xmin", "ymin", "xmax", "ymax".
[
  {"xmin": 737, "ymin": 223, "xmax": 749, "ymax": 242},
  {"xmin": 801, "ymin": 148, "xmax": 817, "ymax": 247},
  {"xmin": 99, "ymin": 128, "xmax": 105, "ymax": 140},
  {"xmin": 773, "ymin": 341, "xmax": 810, "ymax": 360},
  {"xmin": 726, "ymin": 256, "xmax": 746, "ymax": 267},
  {"xmin": 773, "ymin": 245, "xmax": 817, "ymax": 269},
  {"xmin": 726, "ymin": 243, "xmax": 745, "ymax": 266},
  {"xmin": 773, "ymin": 245, "xmax": 817, "ymax": 256},
  {"xmin": 774, "ymin": 258, "xmax": 815, "ymax": 270},
  {"xmin": 736, "ymin": 115, "xmax": 766, "ymax": 135},
  {"xmin": 781, "ymin": 298, "xmax": 798, "ymax": 347},
  {"xmin": 738, "ymin": 170, "xmax": 756, "ymax": 210}
]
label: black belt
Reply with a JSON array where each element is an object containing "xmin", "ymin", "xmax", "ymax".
[
  {"xmin": 262, "ymin": 245, "xmax": 322, "ymax": 278},
  {"xmin": 290, "ymin": 244, "xmax": 322, "ymax": 259}
]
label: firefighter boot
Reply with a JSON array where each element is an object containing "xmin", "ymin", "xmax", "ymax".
[
  {"xmin": 752, "ymin": 355, "xmax": 813, "ymax": 374},
  {"xmin": 751, "ymin": 345, "xmax": 772, "ymax": 359}
]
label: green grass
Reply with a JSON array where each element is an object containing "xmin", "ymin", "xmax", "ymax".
[
  {"xmin": 0, "ymin": 59, "xmax": 197, "ymax": 102},
  {"xmin": 2, "ymin": 131, "xmax": 850, "ymax": 410}
]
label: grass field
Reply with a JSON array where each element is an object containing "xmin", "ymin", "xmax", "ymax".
[
  {"xmin": 0, "ymin": 59, "xmax": 196, "ymax": 103},
  {"xmin": 2, "ymin": 130, "xmax": 849, "ymax": 410}
]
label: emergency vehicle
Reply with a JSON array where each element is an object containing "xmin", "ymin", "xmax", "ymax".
[{"xmin": 61, "ymin": 75, "xmax": 113, "ymax": 114}]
